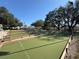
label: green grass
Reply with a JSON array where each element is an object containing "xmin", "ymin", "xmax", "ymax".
[
  {"xmin": 0, "ymin": 36, "xmax": 68, "ymax": 59},
  {"xmin": 9, "ymin": 30, "xmax": 28, "ymax": 40}
]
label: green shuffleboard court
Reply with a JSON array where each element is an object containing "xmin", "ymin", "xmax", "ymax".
[{"xmin": 0, "ymin": 36, "xmax": 68, "ymax": 59}]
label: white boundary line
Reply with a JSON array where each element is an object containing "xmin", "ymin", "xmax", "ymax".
[{"xmin": 18, "ymin": 41, "xmax": 31, "ymax": 59}]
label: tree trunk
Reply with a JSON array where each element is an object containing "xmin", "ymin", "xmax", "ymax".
[{"xmin": 68, "ymin": 26, "xmax": 73, "ymax": 40}]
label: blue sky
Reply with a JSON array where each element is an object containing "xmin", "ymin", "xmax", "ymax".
[{"xmin": 0, "ymin": 0, "xmax": 74, "ymax": 26}]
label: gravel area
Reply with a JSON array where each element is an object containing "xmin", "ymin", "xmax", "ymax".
[{"xmin": 64, "ymin": 36, "xmax": 78, "ymax": 59}]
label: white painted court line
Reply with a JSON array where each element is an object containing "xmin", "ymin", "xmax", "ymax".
[{"xmin": 18, "ymin": 41, "xmax": 31, "ymax": 59}]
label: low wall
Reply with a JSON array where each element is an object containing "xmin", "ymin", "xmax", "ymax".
[{"xmin": 0, "ymin": 31, "xmax": 8, "ymax": 40}]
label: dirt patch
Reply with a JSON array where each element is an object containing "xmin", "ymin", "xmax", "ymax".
[
  {"xmin": 74, "ymin": 36, "xmax": 79, "ymax": 59},
  {"xmin": 64, "ymin": 36, "xmax": 78, "ymax": 59}
]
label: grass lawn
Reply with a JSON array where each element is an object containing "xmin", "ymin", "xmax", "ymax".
[
  {"xmin": 0, "ymin": 35, "xmax": 68, "ymax": 59},
  {"xmin": 9, "ymin": 30, "xmax": 28, "ymax": 40}
]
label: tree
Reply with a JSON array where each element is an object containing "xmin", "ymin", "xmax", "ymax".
[
  {"xmin": 43, "ymin": 10, "xmax": 56, "ymax": 30},
  {"xmin": 31, "ymin": 20, "xmax": 44, "ymax": 27},
  {"xmin": 44, "ymin": 1, "xmax": 79, "ymax": 35},
  {"xmin": 0, "ymin": 6, "xmax": 23, "ymax": 29}
]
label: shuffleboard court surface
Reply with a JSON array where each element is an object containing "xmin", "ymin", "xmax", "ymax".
[{"xmin": 0, "ymin": 37, "xmax": 68, "ymax": 59}]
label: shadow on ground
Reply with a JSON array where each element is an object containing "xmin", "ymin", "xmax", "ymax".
[
  {"xmin": 0, "ymin": 31, "xmax": 69, "ymax": 57},
  {"xmin": 0, "ymin": 51, "xmax": 10, "ymax": 56},
  {"xmin": 37, "ymin": 31, "xmax": 69, "ymax": 41},
  {"xmin": 0, "ymin": 39, "xmax": 67, "ymax": 56}
]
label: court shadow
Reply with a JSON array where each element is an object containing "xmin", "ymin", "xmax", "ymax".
[
  {"xmin": 0, "ymin": 51, "xmax": 10, "ymax": 56},
  {"xmin": 0, "ymin": 40, "xmax": 67, "ymax": 56},
  {"xmin": 10, "ymin": 39, "xmax": 67, "ymax": 55}
]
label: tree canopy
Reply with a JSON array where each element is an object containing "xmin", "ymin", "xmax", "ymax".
[
  {"xmin": 44, "ymin": 1, "xmax": 79, "ymax": 35},
  {"xmin": 31, "ymin": 20, "xmax": 44, "ymax": 27},
  {"xmin": 0, "ymin": 6, "xmax": 23, "ymax": 29}
]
